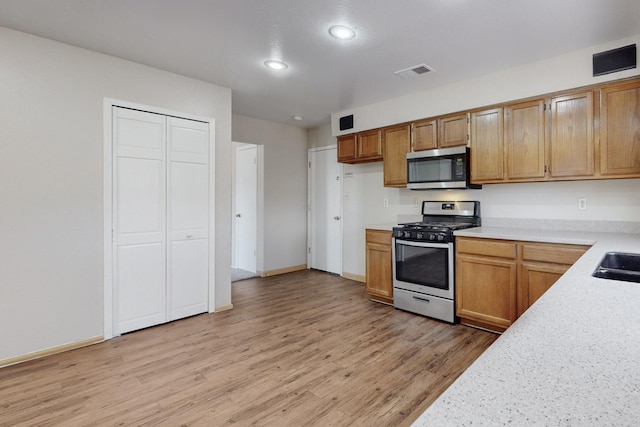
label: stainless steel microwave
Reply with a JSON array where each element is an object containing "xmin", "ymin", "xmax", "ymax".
[{"xmin": 406, "ymin": 146, "xmax": 481, "ymax": 190}]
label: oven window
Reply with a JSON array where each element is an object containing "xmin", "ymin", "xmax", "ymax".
[{"xmin": 395, "ymin": 243, "xmax": 449, "ymax": 290}]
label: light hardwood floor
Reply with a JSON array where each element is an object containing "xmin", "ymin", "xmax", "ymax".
[{"xmin": 0, "ymin": 270, "xmax": 497, "ymax": 426}]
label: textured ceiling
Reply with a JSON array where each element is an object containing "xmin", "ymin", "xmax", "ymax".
[{"xmin": 1, "ymin": 0, "xmax": 640, "ymax": 128}]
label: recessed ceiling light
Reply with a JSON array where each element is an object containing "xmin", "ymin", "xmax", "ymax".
[
  {"xmin": 329, "ymin": 25, "xmax": 356, "ymax": 40},
  {"xmin": 264, "ymin": 59, "xmax": 288, "ymax": 70},
  {"xmin": 292, "ymin": 115, "xmax": 304, "ymax": 121}
]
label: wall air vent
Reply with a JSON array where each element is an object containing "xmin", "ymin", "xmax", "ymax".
[{"xmin": 395, "ymin": 64, "xmax": 434, "ymax": 80}]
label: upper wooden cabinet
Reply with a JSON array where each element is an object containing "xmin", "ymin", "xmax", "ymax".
[
  {"xmin": 337, "ymin": 134, "xmax": 357, "ymax": 162},
  {"xmin": 472, "ymin": 90, "xmax": 596, "ymax": 184},
  {"xmin": 337, "ymin": 76, "xmax": 640, "ymax": 184},
  {"xmin": 337, "ymin": 130, "xmax": 382, "ymax": 164},
  {"xmin": 412, "ymin": 114, "xmax": 468, "ymax": 151},
  {"xmin": 358, "ymin": 129, "xmax": 383, "ymax": 160},
  {"xmin": 505, "ymin": 99, "xmax": 546, "ymax": 181},
  {"xmin": 412, "ymin": 119, "xmax": 437, "ymax": 151},
  {"xmin": 599, "ymin": 79, "xmax": 640, "ymax": 177},
  {"xmin": 382, "ymin": 124, "xmax": 411, "ymax": 187},
  {"xmin": 470, "ymin": 108, "xmax": 504, "ymax": 183},
  {"xmin": 439, "ymin": 114, "xmax": 469, "ymax": 148},
  {"xmin": 549, "ymin": 91, "xmax": 594, "ymax": 178}
]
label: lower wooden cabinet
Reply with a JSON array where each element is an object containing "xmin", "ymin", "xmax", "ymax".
[
  {"xmin": 456, "ymin": 237, "xmax": 589, "ymax": 333},
  {"xmin": 456, "ymin": 239, "xmax": 517, "ymax": 332},
  {"xmin": 365, "ymin": 229, "xmax": 393, "ymax": 304}
]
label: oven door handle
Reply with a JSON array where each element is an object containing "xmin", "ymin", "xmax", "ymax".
[
  {"xmin": 412, "ymin": 296, "xmax": 430, "ymax": 303},
  {"xmin": 393, "ymin": 238, "xmax": 451, "ymax": 249}
]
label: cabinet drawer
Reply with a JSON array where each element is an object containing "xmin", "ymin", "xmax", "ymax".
[
  {"xmin": 456, "ymin": 238, "xmax": 516, "ymax": 259},
  {"xmin": 366, "ymin": 229, "xmax": 392, "ymax": 245},
  {"xmin": 522, "ymin": 243, "xmax": 589, "ymax": 265}
]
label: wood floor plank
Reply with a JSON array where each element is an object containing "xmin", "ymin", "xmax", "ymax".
[{"xmin": 0, "ymin": 270, "xmax": 497, "ymax": 426}]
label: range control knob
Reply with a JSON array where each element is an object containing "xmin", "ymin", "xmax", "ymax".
[
  {"xmin": 403, "ymin": 231, "xmax": 412, "ymax": 239},
  {"xmin": 416, "ymin": 232, "xmax": 424, "ymax": 240},
  {"xmin": 437, "ymin": 234, "xmax": 445, "ymax": 241},
  {"xmin": 429, "ymin": 233, "xmax": 436, "ymax": 241}
]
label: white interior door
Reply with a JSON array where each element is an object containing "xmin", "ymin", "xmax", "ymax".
[
  {"xmin": 309, "ymin": 147, "xmax": 342, "ymax": 275},
  {"xmin": 235, "ymin": 145, "xmax": 257, "ymax": 273},
  {"xmin": 167, "ymin": 117, "xmax": 209, "ymax": 321},
  {"xmin": 113, "ymin": 107, "xmax": 167, "ymax": 334}
]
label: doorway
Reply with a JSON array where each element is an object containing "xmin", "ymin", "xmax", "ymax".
[
  {"xmin": 232, "ymin": 143, "xmax": 258, "ymax": 281},
  {"xmin": 308, "ymin": 146, "xmax": 342, "ymax": 275}
]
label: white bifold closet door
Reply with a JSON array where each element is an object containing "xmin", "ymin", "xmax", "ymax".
[{"xmin": 113, "ymin": 107, "xmax": 209, "ymax": 334}]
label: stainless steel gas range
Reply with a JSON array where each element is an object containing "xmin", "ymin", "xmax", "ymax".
[{"xmin": 392, "ymin": 201, "xmax": 480, "ymax": 323}]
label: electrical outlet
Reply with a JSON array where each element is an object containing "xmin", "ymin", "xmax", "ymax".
[
  {"xmin": 578, "ymin": 198, "xmax": 587, "ymax": 210},
  {"xmin": 383, "ymin": 198, "xmax": 389, "ymax": 208}
]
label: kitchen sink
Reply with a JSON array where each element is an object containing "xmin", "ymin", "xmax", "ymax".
[{"xmin": 592, "ymin": 252, "xmax": 640, "ymax": 283}]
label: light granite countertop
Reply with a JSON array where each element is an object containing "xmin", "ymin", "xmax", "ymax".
[{"xmin": 412, "ymin": 226, "xmax": 640, "ymax": 426}]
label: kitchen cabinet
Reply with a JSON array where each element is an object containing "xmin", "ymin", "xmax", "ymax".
[
  {"xmin": 337, "ymin": 130, "xmax": 383, "ymax": 164},
  {"xmin": 456, "ymin": 238, "xmax": 517, "ymax": 332},
  {"xmin": 518, "ymin": 242, "xmax": 590, "ymax": 317},
  {"xmin": 365, "ymin": 229, "xmax": 393, "ymax": 304},
  {"xmin": 412, "ymin": 113, "xmax": 468, "ymax": 151},
  {"xmin": 382, "ymin": 124, "xmax": 411, "ymax": 187},
  {"xmin": 337, "ymin": 134, "xmax": 357, "ymax": 162},
  {"xmin": 472, "ymin": 91, "xmax": 595, "ymax": 184},
  {"xmin": 456, "ymin": 237, "xmax": 589, "ymax": 333},
  {"xmin": 549, "ymin": 91, "xmax": 594, "ymax": 178},
  {"xmin": 338, "ymin": 76, "xmax": 640, "ymax": 181},
  {"xmin": 470, "ymin": 108, "xmax": 504, "ymax": 183},
  {"xmin": 412, "ymin": 119, "xmax": 437, "ymax": 151},
  {"xmin": 505, "ymin": 99, "xmax": 546, "ymax": 180},
  {"xmin": 598, "ymin": 79, "xmax": 640, "ymax": 177}
]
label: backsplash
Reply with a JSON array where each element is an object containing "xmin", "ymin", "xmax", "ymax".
[{"xmin": 481, "ymin": 218, "xmax": 640, "ymax": 234}]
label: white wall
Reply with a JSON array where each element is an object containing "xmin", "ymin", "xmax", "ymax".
[
  {"xmin": 232, "ymin": 115, "xmax": 308, "ymax": 273},
  {"xmin": 333, "ymin": 34, "xmax": 640, "ymax": 277},
  {"xmin": 307, "ymin": 124, "xmax": 334, "ymax": 149},
  {"xmin": 0, "ymin": 27, "xmax": 232, "ymax": 362},
  {"xmin": 332, "ymin": 34, "xmax": 640, "ymax": 135}
]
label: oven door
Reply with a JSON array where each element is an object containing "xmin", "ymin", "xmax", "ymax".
[{"xmin": 392, "ymin": 238, "xmax": 454, "ymax": 300}]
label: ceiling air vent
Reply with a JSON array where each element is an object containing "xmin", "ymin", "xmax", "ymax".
[{"xmin": 395, "ymin": 64, "xmax": 434, "ymax": 80}]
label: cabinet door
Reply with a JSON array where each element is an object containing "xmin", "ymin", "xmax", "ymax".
[
  {"xmin": 456, "ymin": 254, "xmax": 517, "ymax": 331},
  {"xmin": 518, "ymin": 242, "xmax": 589, "ymax": 316},
  {"xmin": 439, "ymin": 114, "xmax": 468, "ymax": 148},
  {"xmin": 365, "ymin": 230, "xmax": 393, "ymax": 302},
  {"xmin": 337, "ymin": 134, "xmax": 357, "ymax": 162},
  {"xmin": 412, "ymin": 119, "xmax": 437, "ymax": 151},
  {"xmin": 470, "ymin": 108, "xmax": 504, "ymax": 183},
  {"xmin": 599, "ymin": 80, "xmax": 640, "ymax": 177},
  {"xmin": 383, "ymin": 124, "xmax": 411, "ymax": 187},
  {"xmin": 358, "ymin": 130, "xmax": 382, "ymax": 160},
  {"xmin": 518, "ymin": 262, "xmax": 566, "ymax": 317},
  {"xmin": 505, "ymin": 99, "xmax": 546, "ymax": 180},
  {"xmin": 550, "ymin": 91, "xmax": 594, "ymax": 178}
]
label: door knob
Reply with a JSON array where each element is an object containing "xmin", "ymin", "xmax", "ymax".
[
  {"xmin": 333, "ymin": 216, "xmax": 341, "ymax": 220},
  {"xmin": 186, "ymin": 233, "xmax": 193, "ymax": 238},
  {"xmin": 236, "ymin": 213, "xmax": 241, "ymax": 218}
]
